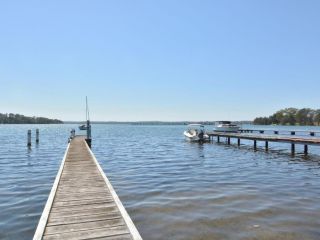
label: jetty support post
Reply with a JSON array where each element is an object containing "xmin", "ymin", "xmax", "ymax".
[
  {"xmin": 237, "ymin": 138, "xmax": 240, "ymax": 146},
  {"xmin": 304, "ymin": 145, "xmax": 308, "ymax": 155},
  {"xmin": 254, "ymin": 140, "xmax": 257, "ymax": 151},
  {"xmin": 85, "ymin": 120, "xmax": 92, "ymax": 148},
  {"xmin": 27, "ymin": 130, "xmax": 31, "ymax": 147},
  {"xmin": 291, "ymin": 143, "xmax": 295, "ymax": 155},
  {"xmin": 36, "ymin": 129, "xmax": 39, "ymax": 143},
  {"xmin": 69, "ymin": 129, "xmax": 76, "ymax": 141},
  {"xmin": 227, "ymin": 137, "xmax": 231, "ymax": 145},
  {"xmin": 72, "ymin": 129, "xmax": 75, "ymax": 138},
  {"xmin": 265, "ymin": 141, "xmax": 269, "ymax": 151},
  {"xmin": 217, "ymin": 136, "xmax": 220, "ymax": 143}
]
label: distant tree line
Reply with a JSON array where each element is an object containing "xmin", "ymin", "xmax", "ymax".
[
  {"xmin": 253, "ymin": 108, "xmax": 320, "ymax": 126},
  {"xmin": 0, "ymin": 113, "xmax": 63, "ymax": 124}
]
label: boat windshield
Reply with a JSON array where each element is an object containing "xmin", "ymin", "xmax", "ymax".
[
  {"xmin": 187, "ymin": 124, "xmax": 205, "ymax": 130},
  {"xmin": 217, "ymin": 121, "xmax": 231, "ymax": 124}
]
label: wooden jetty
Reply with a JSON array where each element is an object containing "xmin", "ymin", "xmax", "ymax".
[
  {"xmin": 33, "ymin": 136, "xmax": 142, "ymax": 240},
  {"xmin": 207, "ymin": 132, "xmax": 320, "ymax": 155},
  {"xmin": 240, "ymin": 128, "xmax": 320, "ymax": 136}
]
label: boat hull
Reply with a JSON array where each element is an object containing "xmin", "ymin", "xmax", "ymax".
[
  {"xmin": 184, "ymin": 131, "xmax": 209, "ymax": 142},
  {"xmin": 79, "ymin": 125, "xmax": 87, "ymax": 130}
]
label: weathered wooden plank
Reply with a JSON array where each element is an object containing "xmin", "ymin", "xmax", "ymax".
[
  {"xmin": 52, "ymin": 199, "xmax": 115, "ymax": 208},
  {"xmin": 49, "ymin": 205, "xmax": 119, "ymax": 219},
  {"xmin": 55, "ymin": 189, "xmax": 111, "ymax": 195},
  {"xmin": 43, "ymin": 225, "xmax": 130, "ymax": 240},
  {"xmin": 94, "ymin": 235, "xmax": 133, "ymax": 240},
  {"xmin": 56, "ymin": 185, "xmax": 107, "ymax": 190},
  {"xmin": 51, "ymin": 201, "xmax": 116, "ymax": 212},
  {"xmin": 53, "ymin": 196, "xmax": 112, "ymax": 203},
  {"xmin": 47, "ymin": 212, "xmax": 121, "ymax": 226},
  {"xmin": 44, "ymin": 218, "xmax": 125, "ymax": 235},
  {"xmin": 54, "ymin": 193, "xmax": 113, "ymax": 201}
]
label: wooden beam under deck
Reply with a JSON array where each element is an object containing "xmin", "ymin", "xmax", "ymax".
[{"xmin": 207, "ymin": 132, "xmax": 320, "ymax": 155}]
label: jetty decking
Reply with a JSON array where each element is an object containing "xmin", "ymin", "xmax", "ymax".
[
  {"xmin": 239, "ymin": 128, "xmax": 320, "ymax": 136},
  {"xmin": 207, "ymin": 132, "xmax": 320, "ymax": 155},
  {"xmin": 33, "ymin": 136, "xmax": 142, "ymax": 240}
]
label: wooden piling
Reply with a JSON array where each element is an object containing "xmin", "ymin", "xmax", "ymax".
[
  {"xmin": 254, "ymin": 140, "xmax": 257, "ymax": 150},
  {"xmin": 265, "ymin": 141, "xmax": 269, "ymax": 151},
  {"xmin": 291, "ymin": 143, "xmax": 295, "ymax": 155},
  {"xmin": 36, "ymin": 129, "xmax": 39, "ymax": 143},
  {"xmin": 237, "ymin": 138, "xmax": 240, "ymax": 146},
  {"xmin": 27, "ymin": 130, "xmax": 31, "ymax": 147},
  {"xmin": 304, "ymin": 145, "xmax": 308, "ymax": 155},
  {"xmin": 207, "ymin": 132, "xmax": 320, "ymax": 155}
]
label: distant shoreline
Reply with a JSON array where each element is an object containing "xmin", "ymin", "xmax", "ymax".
[
  {"xmin": 0, "ymin": 123, "xmax": 64, "ymax": 124},
  {"xmin": 0, "ymin": 113, "xmax": 63, "ymax": 124}
]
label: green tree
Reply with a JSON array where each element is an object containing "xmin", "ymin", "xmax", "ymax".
[{"xmin": 313, "ymin": 110, "xmax": 320, "ymax": 126}]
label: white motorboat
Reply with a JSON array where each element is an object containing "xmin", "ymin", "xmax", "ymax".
[
  {"xmin": 79, "ymin": 124, "xmax": 87, "ymax": 130},
  {"xmin": 184, "ymin": 124, "xmax": 209, "ymax": 142},
  {"xmin": 214, "ymin": 121, "xmax": 240, "ymax": 132}
]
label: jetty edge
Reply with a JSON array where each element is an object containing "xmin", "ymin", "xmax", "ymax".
[
  {"xmin": 33, "ymin": 136, "xmax": 142, "ymax": 240},
  {"xmin": 207, "ymin": 131, "xmax": 320, "ymax": 155}
]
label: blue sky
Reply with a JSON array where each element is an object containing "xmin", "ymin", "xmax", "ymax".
[{"xmin": 1, "ymin": 0, "xmax": 319, "ymax": 121}]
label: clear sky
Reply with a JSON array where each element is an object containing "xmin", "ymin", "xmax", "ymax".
[{"xmin": 1, "ymin": 0, "xmax": 319, "ymax": 121}]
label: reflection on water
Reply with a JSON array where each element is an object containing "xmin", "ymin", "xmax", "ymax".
[{"xmin": 0, "ymin": 124, "xmax": 320, "ymax": 239}]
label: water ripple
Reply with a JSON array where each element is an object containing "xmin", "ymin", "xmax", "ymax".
[{"xmin": 1, "ymin": 124, "xmax": 320, "ymax": 239}]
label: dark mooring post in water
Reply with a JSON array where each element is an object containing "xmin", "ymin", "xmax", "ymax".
[
  {"xmin": 291, "ymin": 143, "xmax": 295, "ymax": 155},
  {"xmin": 27, "ymin": 130, "xmax": 31, "ymax": 147},
  {"xmin": 265, "ymin": 141, "xmax": 269, "ymax": 151},
  {"xmin": 36, "ymin": 129, "xmax": 39, "ymax": 143},
  {"xmin": 304, "ymin": 145, "xmax": 308, "ymax": 155}
]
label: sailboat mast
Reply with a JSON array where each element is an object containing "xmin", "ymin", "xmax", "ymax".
[{"xmin": 86, "ymin": 96, "xmax": 88, "ymax": 121}]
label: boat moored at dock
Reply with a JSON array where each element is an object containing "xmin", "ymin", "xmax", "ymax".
[
  {"xmin": 184, "ymin": 124, "xmax": 209, "ymax": 142},
  {"xmin": 78, "ymin": 124, "xmax": 87, "ymax": 130},
  {"xmin": 214, "ymin": 121, "xmax": 240, "ymax": 132}
]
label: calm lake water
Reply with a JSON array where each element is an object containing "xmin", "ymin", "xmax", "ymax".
[{"xmin": 1, "ymin": 124, "xmax": 320, "ymax": 239}]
